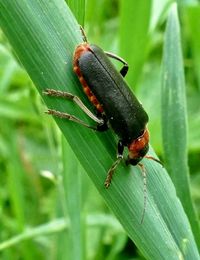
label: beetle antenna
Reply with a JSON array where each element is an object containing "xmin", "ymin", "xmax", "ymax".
[
  {"xmin": 144, "ymin": 155, "xmax": 163, "ymax": 166},
  {"xmin": 138, "ymin": 163, "xmax": 147, "ymax": 224}
]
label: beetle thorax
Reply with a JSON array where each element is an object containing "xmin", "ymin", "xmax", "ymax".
[{"xmin": 128, "ymin": 128, "xmax": 149, "ymax": 161}]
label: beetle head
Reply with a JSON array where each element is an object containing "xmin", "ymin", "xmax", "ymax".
[{"xmin": 127, "ymin": 128, "xmax": 149, "ymax": 166}]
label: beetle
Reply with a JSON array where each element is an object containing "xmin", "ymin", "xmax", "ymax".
[{"xmin": 44, "ymin": 28, "xmax": 161, "ymax": 222}]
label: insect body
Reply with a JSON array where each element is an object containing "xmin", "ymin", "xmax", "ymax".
[
  {"xmin": 73, "ymin": 43, "xmax": 151, "ymax": 184},
  {"xmin": 44, "ymin": 30, "xmax": 160, "ymax": 190}
]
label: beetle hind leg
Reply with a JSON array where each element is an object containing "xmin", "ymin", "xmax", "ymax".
[
  {"xmin": 44, "ymin": 88, "xmax": 106, "ymax": 130},
  {"xmin": 46, "ymin": 109, "xmax": 98, "ymax": 130}
]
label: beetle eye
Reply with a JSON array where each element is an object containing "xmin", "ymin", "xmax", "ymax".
[{"xmin": 139, "ymin": 144, "xmax": 149, "ymax": 157}]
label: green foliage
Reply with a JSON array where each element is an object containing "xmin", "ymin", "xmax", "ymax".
[
  {"xmin": 0, "ymin": 0, "xmax": 200, "ymax": 259},
  {"xmin": 161, "ymin": 3, "xmax": 200, "ymax": 244}
]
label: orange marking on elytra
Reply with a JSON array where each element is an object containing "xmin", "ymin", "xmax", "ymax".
[{"xmin": 73, "ymin": 43, "xmax": 103, "ymax": 113}]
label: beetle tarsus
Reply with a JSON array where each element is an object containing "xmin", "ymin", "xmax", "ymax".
[
  {"xmin": 80, "ymin": 25, "xmax": 88, "ymax": 43},
  {"xmin": 43, "ymin": 89, "xmax": 74, "ymax": 99},
  {"xmin": 44, "ymin": 88, "xmax": 104, "ymax": 125}
]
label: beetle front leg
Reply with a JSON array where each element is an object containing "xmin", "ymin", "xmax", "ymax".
[{"xmin": 104, "ymin": 140, "xmax": 124, "ymax": 188}]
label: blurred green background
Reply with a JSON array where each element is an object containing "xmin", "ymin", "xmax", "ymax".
[{"xmin": 0, "ymin": 0, "xmax": 200, "ymax": 259}]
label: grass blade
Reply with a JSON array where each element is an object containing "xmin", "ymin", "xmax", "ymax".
[
  {"xmin": 61, "ymin": 137, "xmax": 85, "ymax": 260},
  {"xmin": 66, "ymin": 0, "xmax": 85, "ymax": 25},
  {"xmin": 186, "ymin": 5, "xmax": 200, "ymax": 90},
  {"xmin": 161, "ymin": 2, "xmax": 200, "ymax": 247},
  {"xmin": 0, "ymin": 0, "xmax": 199, "ymax": 258},
  {"xmin": 119, "ymin": 0, "xmax": 151, "ymax": 87}
]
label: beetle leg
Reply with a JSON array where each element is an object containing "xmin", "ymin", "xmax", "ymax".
[
  {"xmin": 45, "ymin": 109, "xmax": 99, "ymax": 130},
  {"xmin": 79, "ymin": 25, "xmax": 88, "ymax": 43},
  {"xmin": 104, "ymin": 140, "xmax": 124, "ymax": 188},
  {"xmin": 43, "ymin": 89, "xmax": 104, "ymax": 125},
  {"xmin": 104, "ymin": 51, "xmax": 129, "ymax": 77}
]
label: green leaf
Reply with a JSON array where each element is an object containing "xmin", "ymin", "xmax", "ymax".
[
  {"xmin": 186, "ymin": 5, "xmax": 200, "ymax": 90},
  {"xmin": 119, "ymin": 0, "xmax": 151, "ymax": 87},
  {"xmin": 0, "ymin": 215, "xmax": 122, "ymax": 251},
  {"xmin": 0, "ymin": 1, "xmax": 199, "ymax": 259},
  {"xmin": 161, "ymin": 2, "xmax": 200, "ymax": 247},
  {"xmin": 66, "ymin": 0, "xmax": 85, "ymax": 25},
  {"xmin": 61, "ymin": 137, "xmax": 85, "ymax": 260}
]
